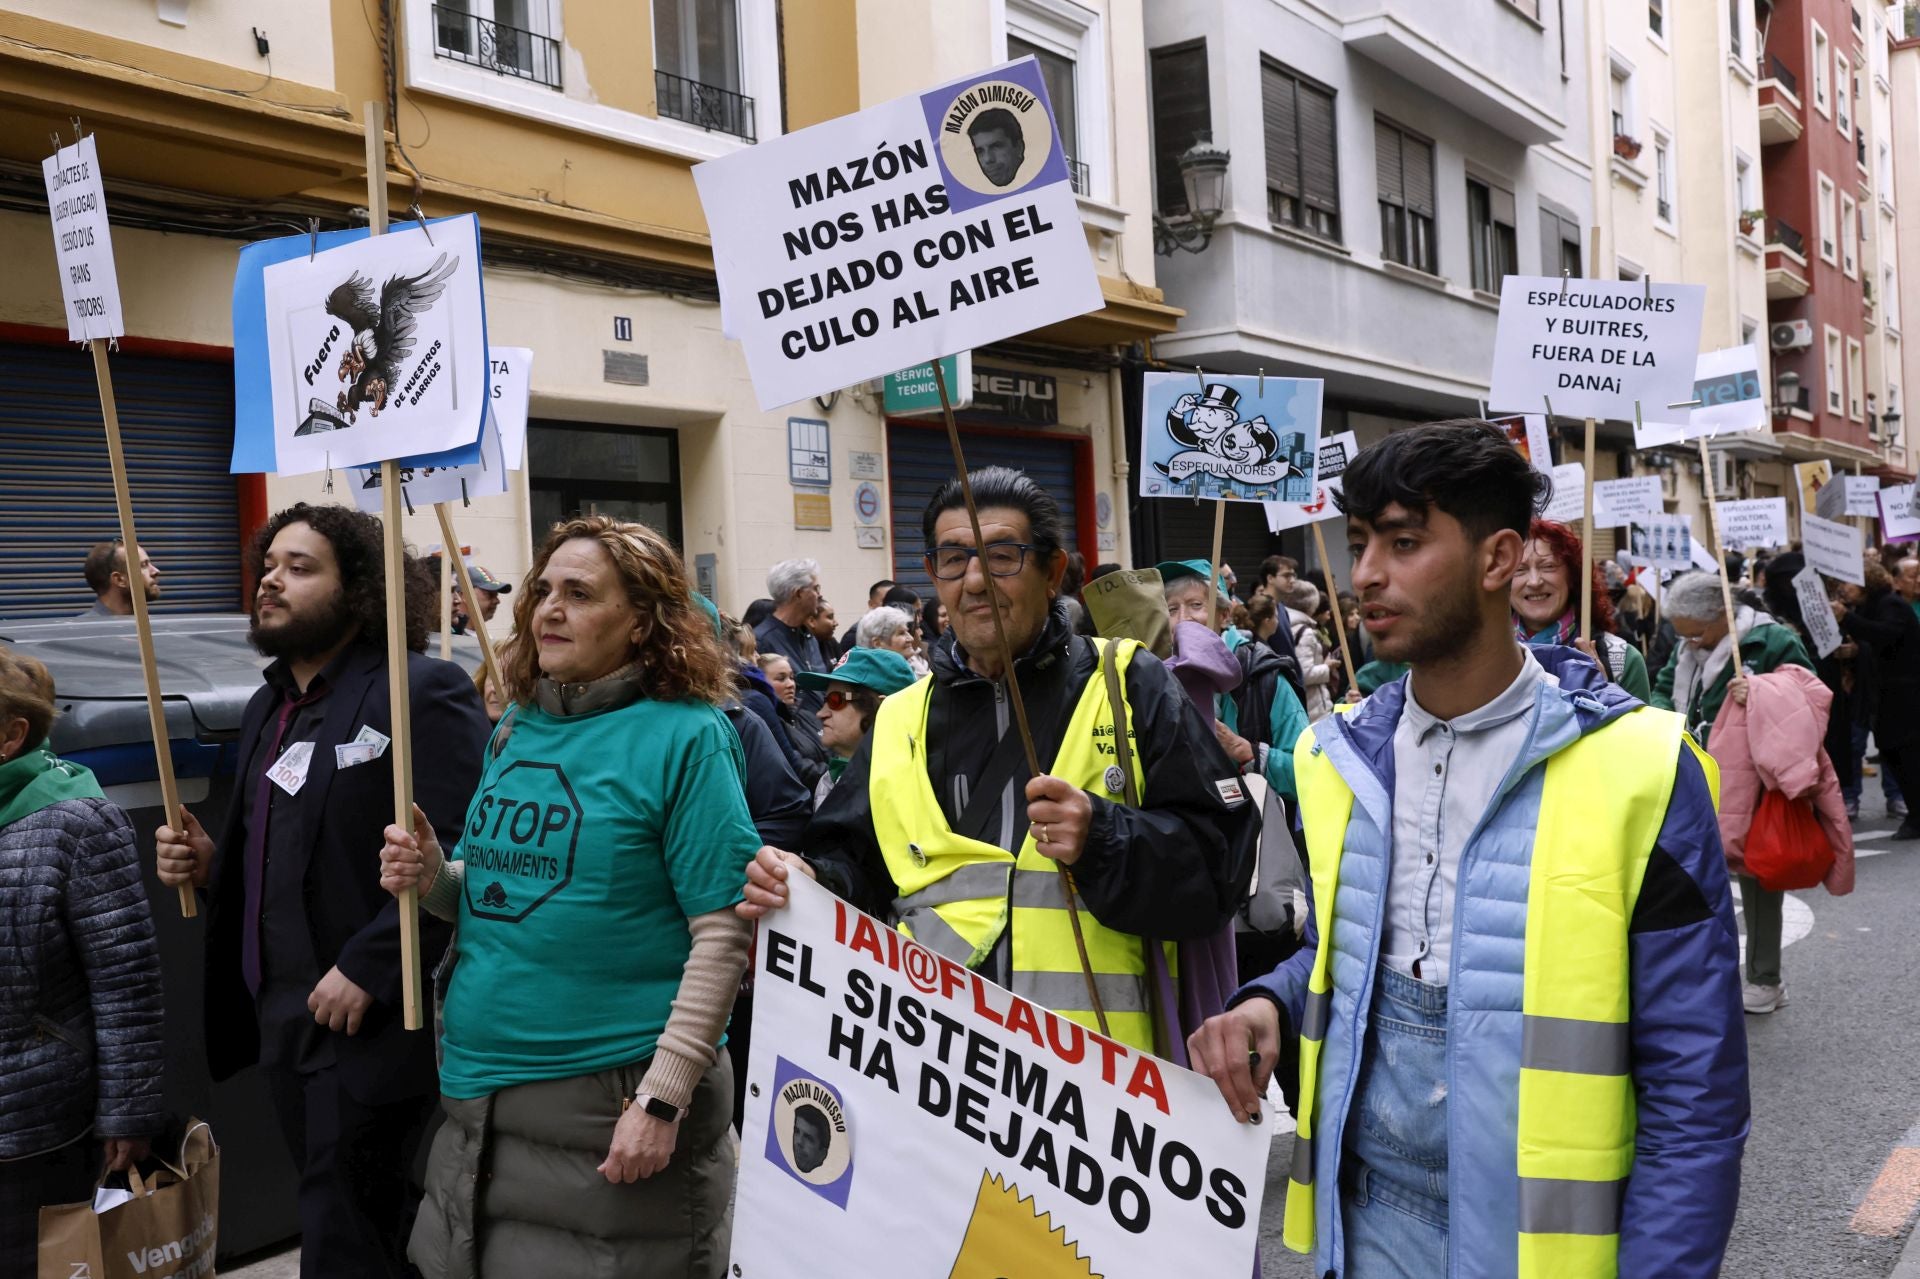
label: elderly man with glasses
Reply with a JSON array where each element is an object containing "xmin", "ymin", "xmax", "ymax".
[{"xmin": 741, "ymin": 466, "xmax": 1258, "ymax": 1055}]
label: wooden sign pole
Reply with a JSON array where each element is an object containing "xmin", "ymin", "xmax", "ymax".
[
  {"xmin": 1579, "ymin": 416, "xmax": 1597, "ymax": 642},
  {"xmin": 364, "ymin": 100, "xmax": 424, "ymax": 1032},
  {"xmin": 91, "ymin": 341, "xmax": 195, "ymax": 919},
  {"xmin": 1204, "ymin": 499, "xmax": 1227, "ymax": 631},
  {"xmin": 433, "ymin": 502, "xmax": 502, "ymax": 697},
  {"xmin": 1312, "ymin": 522, "xmax": 1357, "ymax": 679},
  {"xmin": 1699, "ymin": 436, "xmax": 1743, "ymax": 659},
  {"xmin": 439, "ymin": 551, "xmax": 453, "ymax": 660},
  {"xmin": 931, "ymin": 359, "xmax": 1107, "ymax": 1038}
]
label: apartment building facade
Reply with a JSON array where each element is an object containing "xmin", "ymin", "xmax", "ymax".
[{"xmin": 0, "ymin": 0, "xmax": 1176, "ymax": 619}]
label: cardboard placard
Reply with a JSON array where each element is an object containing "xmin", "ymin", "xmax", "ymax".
[
  {"xmin": 1842, "ymin": 475, "xmax": 1881, "ymax": 519},
  {"xmin": 1632, "ymin": 345, "xmax": 1769, "ymax": 445},
  {"xmin": 1879, "ymin": 482, "xmax": 1920, "ymax": 542},
  {"xmin": 1713, "ymin": 497, "xmax": 1789, "ymax": 550},
  {"xmin": 349, "ymin": 347, "xmax": 532, "ymax": 513},
  {"xmin": 1542, "ymin": 461, "xmax": 1587, "ymax": 524},
  {"xmin": 1487, "ymin": 276, "xmax": 1707, "ymax": 421},
  {"xmin": 1592, "ymin": 475, "xmax": 1664, "ymax": 527},
  {"xmin": 1492, "ymin": 414, "xmax": 1554, "ymax": 473},
  {"xmin": 1793, "ymin": 460, "xmax": 1834, "ymax": 517},
  {"xmin": 1792, "ymin": 566, "xmax": 1844, "ymax": 658},
  {"xmin": 1139, "ymin": 374, "xmax": 1324, "ymax": 504},
  {"xmin": 1628, "ymin": 514, "xmax": 1696, "ymax": 570},
  {"xmin": 42, "ymin": 136, "xmax": 124, "ymax": 341},
  {"xmin": 1802, "ymin": 512, "xmax": 1866, "ymax": 584},
  {"xmin": 1264, "ymin": 430, "xmax": 1358, "ymax": 532}
]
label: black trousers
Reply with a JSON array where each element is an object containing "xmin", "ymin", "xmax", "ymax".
[
  {"xmin": 0, "ymin": 1134, "xmax": 99, "ymax": 1276},
  {"xmin": 263, "ymin": 1066, "xmax": 437, "ymax": 1279},
  {"xmin": 1882, "ymin": 745, "xmax": 1920, "ymax": 830}
]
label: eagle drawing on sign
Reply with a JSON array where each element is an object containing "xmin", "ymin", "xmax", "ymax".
[{"xmin": 324, "ymin": 253, "xmax": 459, "ymax": 423}]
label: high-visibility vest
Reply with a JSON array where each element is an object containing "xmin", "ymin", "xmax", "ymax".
[
  {"xmin": 866, "ymin": 637, "xmax": 1170, "ymax": 1053},
  {"xmin": 1283, "ymin": 705, "xmax": 1715, "ymax": 1276}
]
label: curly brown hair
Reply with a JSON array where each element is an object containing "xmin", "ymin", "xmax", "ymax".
[
  {"xmin": 247, "ymin": 503, "xmax": 434, "ymax": 654},
  {"xmin": 505, "ymin": 517, "xmax": 735, "ymax": 707}
]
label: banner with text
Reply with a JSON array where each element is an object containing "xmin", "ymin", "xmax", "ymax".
[
  {"xmin": 1487, "ymin": 277, "xmax": 1706, "ymax": 421},
  {"xmin": 349, "ymin": 347, "xmax": 532, "ymax": 513},
  {"xmin": 695, "ymin": 57, "xmax": 1103, "ymax": 410},
  {"xmin": 731, "ymin": 875, "xmax": 1268, "ymax": 1279},
  {"xmin": 1140, "ymin": 373, "xmax": 1324, "ymax": 503},
  {"xmin": 1880, "ymin": 483, "xmax": 1920, "ymax": 542},
  {"xmin": 1265, "ymin": 429, "xmax": 1359, "ymax": 532},
  {"xmin": 1632, "ymin": 345, "xmax": 1768, "ymax": 446},
  {"xmin": 1802, "ymin": 512, "xmax": 1866, "ymax": 585},
  {"xmin": 1592, "ymin": 475, "xmax": 1665, "ymax": 527},
  {"xmin": 1713, "ymin": 497, "xmax": 1788, "ymax": 550},
  {"xmin": 1543, "ymin": 462, "xmax": 1586, "ymax": 524},
  {"xmin": 42, "ymin": 136, "xmax": 123, "ymax": 342},
  {"xmin": 1792, "ymin": 567, "xmax": 1844, "ymax": 658}
]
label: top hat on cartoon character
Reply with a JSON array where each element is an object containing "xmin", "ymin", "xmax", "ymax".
[{"xmin": 1195, "ymin": 384, "xmax": 1240, "ymax": 415}]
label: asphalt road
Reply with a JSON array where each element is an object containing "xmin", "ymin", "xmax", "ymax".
[{"xmin": 1255, "ymin": 786, "xmax": 1920, "ymax": 1277}]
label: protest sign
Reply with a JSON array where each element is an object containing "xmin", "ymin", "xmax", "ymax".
[
  {"xmin": 42, "ymin": 136, "xmax": 123, "ymax": 341},
  {"xmin": 1802, "ymin": 512, "xmax": 1866, "ymax": 585},
  {"xmin": 1592, "ymin": 475, "xmax": 1664, "ymax": 527},
  {"xmin": 1632, "ymin": 345, "xmax": 1768, "ymax": 446},
  {"xmin": 1714, "ymin": 497, "xmax": 1788, "ymax": 549},
  {"xmin": 258, "ymin": 213, "xmax": 490, "ymax": 476},
  {"xmin": 1879, "ymin": 482, "xmax": 1920, "ymax": 542},
  {"xmin": 1691, "ymin": 537, "xmax": 1719, "ymax": 573},
  {"xmin": 732, "ymin": 876, "xmax": 1268, "ymax": 1279},
  {"xmin": 349, "ymin": 347, "xmax": 532, "ymax": 513},
  {"xmin": 1264, "ymin": 430, "xmax": 1356, "ymax": 532},
  {"xmin": 1815, "ymin": 473, "xmax": 1850, "ymax": 521},
  {"xmin": 1543, "ymin": 462, "xmax": 1586, "ymax": 523},
  {"xmin": 1492, "ymin": 414, "xmax": 1553, "ymax": 473},
  {"xmin": 1793, "ymin": 460, "xmax": 1834, "ymax": 516},
  {"xmin": 1842, "ymin": 476, "xmax": 1881, "ymax": 519},
  {"xmin": 1628, "ymin": 515, "xmax": 1695, "ymax": 570},
  {"xmin": 1136, "ymin": 374, "xmax": 1321, "ymax": 503},
  {"xmin": 1792, "ymin": 567, "xmax": 1844, "ymax": 658},
  {"xmin": 1486, "ymin": 277, "xmax": 1706, "ymax": 420},
  {"xmin": 694, "ymin": 57, "xmax": 1103, "ymax": 411}
]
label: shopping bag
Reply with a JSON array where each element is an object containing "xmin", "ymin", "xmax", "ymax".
[
  {"xmin": 1745, "ymin": 787, "xmax": 1835, "ymax": 892},
  {"xmin": 38, "ymin": 1119, "xmax": 219, "ymax": 1279}
]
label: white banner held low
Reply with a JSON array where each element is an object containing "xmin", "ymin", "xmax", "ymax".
[
  {"xmin": 42, "ymin": 136, "xmax": 124, "ymax": 341},
  {"xmin": 1802, "ymin": 512, "xmax": 1866, "ymax": 584},
  {"xmin": 1879, "ymin": 483, "xmax": 1920, "ymax": 541},
  {"xmin": 1592, "ymin": 475, "xmax": 1664, "ymax": 527},
  {"xmin": 1792, "ymin": 567, "xmax": 1844, "ymax": 658},
  {"xmin": 1265, "ymin": 429, "xmax": 1358, "ymax": 532},
  {"xmin": 732, "ymin": 875, "xmax": 1267, "ymax": 1279},
  {"xmin": 1632, "ymin": 345, "xmax": 1768, "ymax": 446},
  {"xmin": 1714, "ymin": 497, "xmax": 1789, "ymax": 550},
  {"xmin": 349, "ymin": 347, "xmax": 532, "ymax": 513},
  {"xmin": 1543, "ymin": 462, "xmax": 1586, "ymax": 524},
  {"xmin": 1487, "ymin": 277, "xmax": 1706, "ymax": 421},
  {"xmin": 696, "ymin": 57, "xmax": 1103, "ymax": 411}
]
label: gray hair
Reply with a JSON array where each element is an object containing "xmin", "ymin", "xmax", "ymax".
[
  {"xmin": 1664, "ymin": 572, "xmax": 1726, "ymax": 623},
  {"xmin": 766, "ymin": 558, "xmax": 821, "ymax": 606},
  {"xmin": 856, "ymin": 605, "xmax": 913, "ymax": 649},
  {"xmin": 1283, "ymin": 581, "xmax": 1322, "ymax": 614}
]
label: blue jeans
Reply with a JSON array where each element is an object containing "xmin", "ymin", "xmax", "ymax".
[{"xmin": 1341, "ymin": 963, "xmax": 1450, "ymax": 1277}]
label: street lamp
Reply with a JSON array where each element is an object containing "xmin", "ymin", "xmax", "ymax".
[
  {"xmin": 1773, "ymin": 368, "xmax": 1801, "ymax": 415},
  {"xmin": 1153, "ymin": 138, "xmax": 1231, "ymax": 256}
]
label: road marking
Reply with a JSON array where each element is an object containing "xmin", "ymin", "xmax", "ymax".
[
  {"xmin": 1733, "ymin": 893, "xmax": 1814, "ymax": 963},
  {"xmin": 1853, "ymin": 1124, "xmax": 1920, "ymax": 1237}
]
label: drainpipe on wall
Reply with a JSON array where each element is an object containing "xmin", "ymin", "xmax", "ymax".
[{"xmin": 1106, "ymin": 351, "xmax": 1133, "ymax": 569}]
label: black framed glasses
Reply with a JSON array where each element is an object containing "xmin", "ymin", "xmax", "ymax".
[{"xmin": 924, "ymin": 542, "xmax": 1036, "ymax": 580}]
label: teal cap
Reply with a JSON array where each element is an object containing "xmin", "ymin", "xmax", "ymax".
[
  {"xmin": 1155, "ymin": 559, "xmax": 1230, "ymax": 597},
  {"xmin": 796, "ymin": 647, "xmax": 918, "ymax": 697}
]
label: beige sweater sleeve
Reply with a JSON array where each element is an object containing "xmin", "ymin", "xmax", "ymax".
[
  {"xmin": 639, "ymin": 910, "xmax": 754, "ymax": 1110},
  {"xmin": 420, "ymin": 858, "xmax": 464, "ymax": 922}
]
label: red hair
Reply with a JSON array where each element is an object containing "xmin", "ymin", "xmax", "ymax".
[{"xmin": 1527, "ymin": 519, "xmax": 1617, "ymax": 635}]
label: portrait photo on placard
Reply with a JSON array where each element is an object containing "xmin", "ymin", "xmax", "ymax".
[{"xmin": 918, "ymin": 57, "xmax": 1071, "ymax": 213}]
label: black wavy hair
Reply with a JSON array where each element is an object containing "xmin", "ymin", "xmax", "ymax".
[
  {"xmin": 922, "ymin": 466, "xmax": 1067, "ymax": 565},
  {"xmin": 1334, "ymin": 419, "xmax": 1549, "ymax": 543},
  {"xmin": 247, "ymin": 502, "xmax": 433, "ymax": 654}
]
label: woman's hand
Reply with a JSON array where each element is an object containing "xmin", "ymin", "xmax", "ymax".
[
  {"xmin": 1572, "ymin": 636, "xmax": 1601, "ymax": 666},
  {"xmin": 738, "ymin": 847, "xmax": 815, "ymax": 920},
  {"xmin": 154, "ymin": 807, "xmax": 213, "ymax": 889},
  {"xmin": 102, "ymin": 1137, "xmax": 150, "ymax": 1176},
  {"xmin": 379, "ymin": 803, "xmax": 443, "ymax": 899},
  {"xmin": 599, "ymin": 1103, "xmax": 678, "ymax": 1182},
  {"xmin": 1729, "ymin": 674, "xmax": 1750, "ymax": 706}
]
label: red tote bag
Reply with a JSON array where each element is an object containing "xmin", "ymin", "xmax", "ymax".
[{"xmin": 1744, "ymin": 788, "xmax": 1835, "ymax": 892}]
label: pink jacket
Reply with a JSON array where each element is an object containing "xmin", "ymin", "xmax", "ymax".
[{"xmin": 1709, "ymin": 664, "xmax": 1854, "ymax": 895}]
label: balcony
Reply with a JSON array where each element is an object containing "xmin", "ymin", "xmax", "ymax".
[
  {"xmin": 654, "ymin": 70, "xmax": 757, "ymax": 142},
  {"xmin": 1067, "ymin": 158, "xmax": 1090, "ymax": 198},
  {"xmin": 432, "ymin": 5, "xmax": 563, "ymax": 90},
  {"xmin": 1765, "ymin": 219, "xmax": 1811, "ymax": 298},
  {"xmin": 1758, "ymin": 55, "xmax": 1803, "ymax": 145}
]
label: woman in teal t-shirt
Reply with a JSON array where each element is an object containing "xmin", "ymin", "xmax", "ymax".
[{"xmin": 381, "ymin": 518, "xmax": 765, "ymax": 1279}]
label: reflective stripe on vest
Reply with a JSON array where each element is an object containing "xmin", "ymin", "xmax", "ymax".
[
  {"xmin": 1284, "ymin": 706, "xmax": 1706, "ymax": 1276},
  {"xmin": 867, "ymin": 637, "xmax": 1170, "ymax": 1052}
]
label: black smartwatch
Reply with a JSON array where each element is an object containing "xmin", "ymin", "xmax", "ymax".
[{"xmin": 633, "ymin": 1091, "xmax": 687, "ymax": 1124}]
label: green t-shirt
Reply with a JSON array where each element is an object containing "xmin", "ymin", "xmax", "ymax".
[{"xmin": 438, "ymin": 696, "xmax": 761, "ymax": 1099}]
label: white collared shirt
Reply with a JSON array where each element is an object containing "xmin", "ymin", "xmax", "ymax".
[{"xmin": 1383, "ymin": 648, "xmax": 1549, "ymax": 984}]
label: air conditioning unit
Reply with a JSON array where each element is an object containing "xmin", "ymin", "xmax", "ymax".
[{"xmin": 1770, "ymin": 319, "xmax": 1814, "ymax": 351}]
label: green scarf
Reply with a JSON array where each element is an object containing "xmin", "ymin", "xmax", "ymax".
[{"xmin": 0, "ymin": 743, "xmax": 106, "ymax": 829}]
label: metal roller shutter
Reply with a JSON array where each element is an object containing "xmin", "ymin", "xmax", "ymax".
[
  {"xmin": 887, "ymin": 422, "xmax": 1082, "ymax": 599},
  {"xmin": 1153, "ymin": 496, "xmax": 1278, "ymax": 582},
  {"xmin": 0, "ymin": 344, "xmax": 241, "ymax": 618}
]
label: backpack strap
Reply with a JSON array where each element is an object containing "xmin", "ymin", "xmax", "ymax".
[{"xmin": 1101, "ymin": 646, "xmax": 1140, "ymax": 808}]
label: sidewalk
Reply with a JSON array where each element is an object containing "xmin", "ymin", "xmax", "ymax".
[{"xmin": 222, "ymin": 1245, "xmax": 298, "ymax": 1277}]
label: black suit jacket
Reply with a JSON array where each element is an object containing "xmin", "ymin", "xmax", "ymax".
[{"xmin": 203, "ymin": 643, "xmax": 489, "ymax": 1104}]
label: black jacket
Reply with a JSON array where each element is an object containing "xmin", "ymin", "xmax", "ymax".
[
  {"xmin": 803, "ymin": 605, "xmax": 1257, "ymax": 942},
  {"xmin": 1842, "ymin": 588, "xmax": 1920, "ymax": 748},
  {"xmin": 1231, "ymin": 639, "xmax": 1288, "ymax": 750},
  {"xmin": 204, "ymin": 643, "xmax": 488, "ymax": 1104},
  {"xmin": 723, "ymin": 701, "xmax": 813, "ymax": 848}
]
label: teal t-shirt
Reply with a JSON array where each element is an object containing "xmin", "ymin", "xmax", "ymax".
[{"xmin": 438, "ymin": 696, "xmax": 761, "ymax": 1099}]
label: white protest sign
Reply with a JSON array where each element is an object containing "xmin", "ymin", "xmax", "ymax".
[
  {"xmin": 1487, "ymin": 277, "xmax": 1706, "ymax": 420},
  {"xmin": 348, "ymin": 347, "xmax": 531, "ymax": 513},
  {"xmin": 1843, "ymin": 476, "xmax": 1881, "ymax": 519},
  {"xmin": 1265, "ymin": 430, "xmax": 1358, "ymax": 532},
  {"xmin": 1802, "ymin": 512, "xmax": 1865, "ymax": 584},
  {"xmin": 261, "ymin": 215, "xmax": 489, "ymax": 475},
  {"xmin": 732, "ymin": 875, "xmax": 1267, "ymax": 1279},
  {"xmin": 1814, "ymin": 473, "xmax": 1850, "ymax": 522},
  {"xmin": 1138, "ymin": 374, "xmax": 1323, "ymax": 504},
  {"xmin": 1592, "ymin": 475, "xmax": 1664, "ymax": 527},
  {"xmin": 1793, "ymin": 460, "xmax": 1834, "ymax": 516},
  {"xmin": 695, "ymin": 57, "xmax": 1103, "ymax": 411},
  {"xmin": 1691, "ymin": 536, "xmax": 1719, "ymax": 573},
  {"xmin": 1491, "ymin": 414, "xmax": 1554, "ymax": 473},
  {"xmin": 1792, "ymin": 566, "xmax": 1844, "ymax": 658},
  {"xmin": 1633, "ymin": 345, "xmax": 1769, "ymax": 446},
  {"xmin": 42, "ymin": 136, "xmax": 124, "ymax": 341},
  {"xmin": 1543, "ymin": 462, "xmax": 1586, "ymax": 523},
  {"xmin": 1713, "ymin": 497, "xmax": 1788, "ymax": 549},
  {"xmin": 1879, "ymin": 483, "xmax": 1920, "ymax": 541},
  {"xmin": 1628, "ymin": 515, "xmax": 1696, "ymax": 570}
]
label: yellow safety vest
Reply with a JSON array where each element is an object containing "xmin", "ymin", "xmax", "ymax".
[
  {"xmin": 1283, "ymin": 705, "xmax": 1717, "ymax": 1276},
  {"xmin": 866, "ymin": 637, "xmax": 1171, "ymax": 1053}
]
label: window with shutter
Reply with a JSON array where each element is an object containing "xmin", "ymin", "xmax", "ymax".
[
  {"xmin": 1376, "ymin": 118, "xmax": 1436, "ymax": 274},
  {"xmin": 1150, "ymin": 42, "xmax": 1210, "ymax": 215},
  {"xmin": 1262, "ymin": 58, "xmax": 1340, "ymax": 242},
  {"xmin": 1540, "ymin": 202, "xmax": 1583, "ymax": 276}
]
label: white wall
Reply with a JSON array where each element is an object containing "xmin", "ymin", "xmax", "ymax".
[{"xmin": 5, "ymin": 0, "xmax": 336, "ymax": 91}]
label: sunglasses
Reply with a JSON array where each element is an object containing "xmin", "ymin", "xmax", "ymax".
[{"xmin": 822, "ymin": 689, "xmax": 857, "ymax": 711}]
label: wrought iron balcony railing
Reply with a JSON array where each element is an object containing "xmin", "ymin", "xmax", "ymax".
[
  {"xmin": 432, "ymin": 5, "xmax": 562, "ymax": 89},
  {"xmin": 655, "ymin": 69, "xmax": 756, "ymax": 142}
]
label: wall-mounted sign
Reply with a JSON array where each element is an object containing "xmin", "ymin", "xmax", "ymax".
[
  {"xmin": 793, "ymin": 490, "xmax": 832, "ymax": 530},
  {"xmin": 789, "ymin": 417, "xmax": 831, "ymax": 486},
  {"xmin": 964, "ymin": 365, "xmax": 1058, "ymax": 426},
  {"xmin": 849, "ymin": 450, "xmax": 885, "ymax": 480},
  {"xmin": 855, "ymin": 526, "xmax": 886, "ymax": 549},
  {"xmin": 883, "ymin": 353, "xmax": 972, "ymax": 416},
  {"xmin": 853, "ymin": 481, "xmax": 883, "ymax": 525}
]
